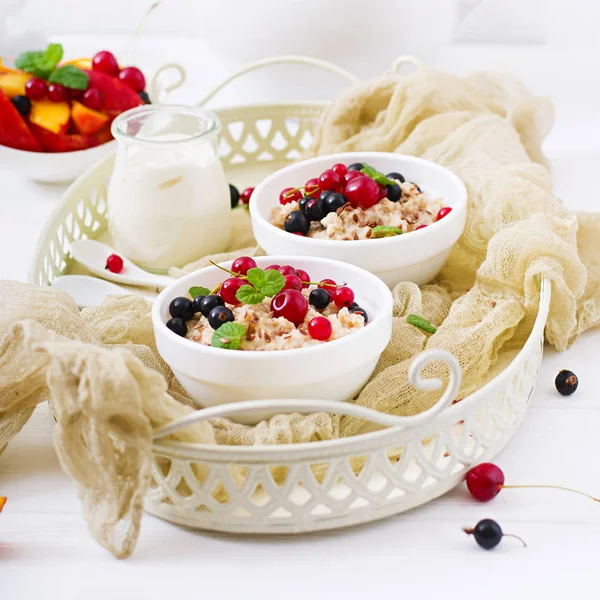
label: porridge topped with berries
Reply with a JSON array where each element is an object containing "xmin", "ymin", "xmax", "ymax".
[{"xmin": 270, "ymin": 162, "xmax": 451, "ymax": 241}]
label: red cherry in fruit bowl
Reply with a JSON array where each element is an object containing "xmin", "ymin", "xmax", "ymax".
[
  {"xmin": 377, "ymin": 183, "xmax": 388, "ymax": 200},
  {"xmin": 119, "ymin": 66, "xmax": 146, "ymax": 93},
  {"xmin": 105, "ymin": 253, "xmax": 124, "ymax": 274},
  {"xmin": 25, "ymin": 77, "xmax": 47, "ymax": 100},
  {"xmin": 436, "ymin": 206, "xmax": 452, "ymax": 221},
  {"xmin": 240, "ymin": 187, "xmax": 254, "ymax": 205},
  {"xmin": 271, "ymin": 289, "xmax": 308, "ymax": 326},
  {"xmin": 333, "ymin": 286, "xmax": 355, "ymax": 309},
  {"xmin": 308, "ymin": 316, "xmax": 333, "ymax": 341},
  {"xmin": 279, "ymin": 187, "xmax": 302, "ymax": 205},
  {"xmin": 318, "ymin": 278, "xmax": 337, "ymax": 298},
  {"xmin": 319, "ymin": 169, "xmax": 343, "ymax": 192},
  {"xmin": 82, "ymin": 88, "xmax": 103, "ymax": 110},
  {"xmin": 345, "ymin": 176, "xmax": 379, "ymax": 209},
  {"xmin": 265, "ymin": 264, "xmax": 281, "ymax": 271},
  {"xmin": 344, "ymin": 170, "xmax": 363, "ymax": 184},
  {"xmin": 48, "ymin": 83, "xmax": 68, "ymax": 102},
  {"xmin": 220, "ymin": 277, "xmax": 245, "ymax": 305},
  {"xmin": 295, "ymin": 269, "xmax": 310, "ymax": 288},
  {"xmin": 283, "ymin": 274, "xmax": 303, "ymax": 291},
  {"xmin": 332, "ymin": 163, "xmax": 347, "ymax": 177},
  {"xmin": 278, "ymin": 265, "xmax": 297, "ymax": 277},
  {"xmin": 231, "ymin": 256, "xmax": 257, "ymax": 276},
  {"xmin": 304, "ymin": 178, "xmax": 320, "ymax": 198},
  {"xmin": 92, "ymin": 50, "xmax": 120, "ymax": 76},
  {"xmin": 415, "ymin": 224, "xmax": 428, "ymax": 231}
]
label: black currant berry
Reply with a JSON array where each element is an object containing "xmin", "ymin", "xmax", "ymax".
[
  {"xmin": 309, "ymin": 288, "xmax": 330, "ymax": 310},
  {"xmin": 166, "ymin": 317, "xmax": 187, "ymax": 337},
  {"xmin": 138, "ymin": 91, "xmax": 152, "ymax": 105},
  {"xmin": 200, "ymin": 294, "xmax": 225, "ymax": 318},
  {"xmin": 319, "ymin": 190, "xmax": 333, "ymax": 203},
  {"xmin": 386, "ymin": 183, "xmax": 402, "ymax": 202},
  {"xmin": 348, "ymin": 162, "xmax": 364, "ymax": 171},
  {"xmin": 208, "ymin": 305, "xmax": 234, "ymax": 330},
  {"xmin": 463, "ymin": 519, "xmax": 526, "ymax": 550},
  {"xmin": 324, "ymin": 192, "xmax": 346, "ymax": 214},
  {"xmin": 386, "ymin": 171, "xmax": 405, "ymax": 183},
  {"xmin": 284, "ymin": 210, "xmax": 310, "ymax": 235},
  {"xmin": 299, "ymin": 197, "xmax": 309, "ymax": 214},
  {"xmin": 350, "ymin": 306, "xmax": 368, "ymax": 323},
  {"xmin": 192, "ymin": 295, "xmax": 205, "ymax": 313},
  {"xmin": 229, "ymin": 184, "xmax": 240, "ymax": 208},
  {"xmin": 305, "ymin": 197, "xmax": 325, "ymax": 221},
  {"xmin": 169, "ymin": 297, "xmax": 195, "ymax": 321},
  {"xmin": 11, "ymin": 95, "xmax": 31, "ymax": 117},
  {"xmin": 555, "ymin": 369, "xmax": 578, "ymax": 396},
  {"xmin": 412, "ymin": 182, "xmax": 422, "ymax": 192}
]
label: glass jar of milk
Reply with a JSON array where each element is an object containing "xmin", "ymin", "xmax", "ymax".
[{"xmin": 108, "ymin": 105, "xmax": 231, "ymax": 271}]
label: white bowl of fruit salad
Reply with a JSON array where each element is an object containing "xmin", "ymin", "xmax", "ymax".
[
  {"xmin": 152, "ymin": 255, "xmax": 393, "ymax": 423},
  {"xmin": 249, "ymin": 152, "xmax": 467, "ymax": 288}
]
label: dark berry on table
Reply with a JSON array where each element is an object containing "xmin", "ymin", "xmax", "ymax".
[
  {"xmin": 92, "ymin": 50, "xmax": 120, "ymax": 76},
  {"xmin": 324, "ymin": 192, "xmax": 346, "ymax": 214},
  {"xmin": 349, "ymin": 305, "xmax": 368, "ymax": 323},
  {"xmin": 231, "ymin": 255, "xmax": 257, "ymax": 276},
  {"xmin": 279, "ymin": 187, "xmax": 303, "ymax": 205},
  {"xmin": 319, "ymin": 169, "xmax": 343, "ymax": 192},
  {"xmin": 82, "ymin": 88, "xmax": 103, "ymax": 110},
  {"xmin": 464, "ymin": 519, "xmax": 503, "ymax": 550},
  {"xmin": 25, "ymin": 77, "xmax": 47, "ymax": 101},
  {"xmin": 309, "ymin": 288, "xmax": 330, "ymax": 310},
  {"xmin": 240, "ymin": 187, "xmax": 254, "ymax": 205},
  {"xmin": 332, "ymin": 163, "xmax": 348, "ymax": 176},
  {"xmin": 465, "ymin": 463, "xmax": 505, "ymax": 501},
  {"xmin": 386, "ymin": 183, "xmax": 402, "ymax": 202},
  {"xmin": 278, "ymin": 265, "xmax": 296, "ymax": 277},
  {"xmin": 283, "ymin": 274, "xmax": 303, "ymax": 291},
  {"xmin": 200, "ymin": 294, "xmax": 225, "ymax": 318},
  {"xmin": 436, "ymin": 207, "xmax": 452, "ymax": 221},
  {"xmin": 333, "ymin": 286, "xmax": 355, "ymax": 308},
  {"xmin": 555, "ymin": 369, "xmax": 578, "ymax": 396},
  {"xmin": 345, "ymin": 176, "xmax": 379, "ymax": 209},
  {"xmin": 208, "ymin": 305, "xmax": 234, "ymax": 330},
  {"xmin": 48, "ymin": 83, "xmax": 68, "ymax": 102},
  {"xmin": 347, "ymin": 162, "xmax": 364, "ymax": 171},
  {"xmin": 344, "ymin": 170, "xmax": 363, "ymax": 184},
  {"xmin": 299, "ymin": 197, "xmax": 309, "ymax": 213},
  {"xmin": 318, "ymin": 278, "xmax": 337, "ymax": 298},
  {"xmin": 386, "ymin": 171, "xmax": 405, "ymax": 183},
  {"xmin": 229, "ymin": 184, "xmax": 240, "ymax": 208},
  {"xmin": 295, "ymin": 269, "xmax": 310, "ymax": 288},
  {"xmin": 270, "ymin": 289, "xmax": 308, "ymax": 326},
  {"xmin": 304, "ymin": 178, "xmax": 320, "ymax": 198},
  {"xmin": 119, "ymin": 66, "xmax": 146, "ymax": 93},
  {"xmin": 220, "ymin": 277, "xmax": 245, "ymax": 305},
  {"xmin": 305, "ymin": 197, "xmax": 325, "ymax": 222},
  {"xmin": 166, "ymin": 317, "xmax": 187, "ymax": 337},
  {"xmin": 284, "ymin": 210, "xmax": 310, "ymax": 235},
  {"xmin": 169, "ymin": 296, "xmax": 195, "ymax": 321},
  {"xmin": 192, "ymin": 295, "xmax": 206, "ymax": 313},
  {"xmin": 139, "ymin": 91, "xmax": 152, "ymax": 105},
  {"xmin": 105, "ymin": 253, "xmax": 124, "ymax": 273},
  {"xmin": 308, "ymin": 316, "xmax": 332, "ymax": 341},
  {"xmin": 10, "ymin": 95, "xmax": 31, "ymax": 117}
]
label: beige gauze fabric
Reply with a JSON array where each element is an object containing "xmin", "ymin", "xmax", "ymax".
[{"xmin": 1, "ymin": 68, "xmax": 600, "ymax": 557}]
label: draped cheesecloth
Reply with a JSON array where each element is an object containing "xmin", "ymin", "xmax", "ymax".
[{"xmin": 2, "ymin": 68, "xmax": 599, "ymax": 558}]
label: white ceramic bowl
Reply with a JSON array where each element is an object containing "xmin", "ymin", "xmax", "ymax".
[
  {"xmin": 152, "ymin": 255, "xmax": 393, "ymax": 424},
  {"xmin": 250, "ymin": 152, "xmax": 467, "ymax": 288}
]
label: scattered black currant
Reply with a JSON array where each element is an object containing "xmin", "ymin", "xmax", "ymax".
[
  {"xmin": 229, "ymin": 184, "xmax": 240, "ymax": 209},
  {"xmin": 11, "ymin": 94, "xmax": 31, "ymax": 117},
  {"xmin": 348, "ymin": 162, "xmax": 365, "ymax": 171},
  {"xmin": 463, "ymin": 519, "xmax": 526, "ymax": 550},
  {"xmin": 166, "ymin": 317, "xmax": 187, "ymax": 337},
  {"xmin": 386, "ymin": 171, "xmax": 405, "ymax": 183},
  {"xmin": 284, "ymin": 210, "xmax": 310, "ymax": 235},
  {"xmin": 386, "ymin": 183, "xmax": 402, "ymax": 202},
  {"xmin": 309, "ymin": 287, "xmax": 330, "ymax": 310},
  {"xmin": 192, "ymin": 295, "xmax": 206, "ymax": 314},
  {"xmin": 200, "ymin": 294, "xmax": 225, "ymax": 318},
  {"xmin": 350, "ymin": 305, "xmax": 368, "ymax": 323},
  {"xmin": 324, "ymin": 192, "xmax": 346, "ymax": 214},
  {"xmin": 305, "ymin": 197, "xmax": 326, "ymax": 221},
  {"xmin": 208, "ymin": 305, "xmax": 234, "ymax": 330},
  {"xmin": 138, "ymin": 91, "xmax": 152, "ymax": 105},
  {"xmin": 169, "ymin": 297, "xmax": 195, "ymax": 321},
  {"xmin": 555, "ymin": 369, "xmax": 578, "ymax": 396}
]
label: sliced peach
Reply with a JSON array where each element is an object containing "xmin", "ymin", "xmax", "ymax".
[
  {"xmin": 0, "ymin": 72, "xmax": 30, "ymax": 98},
  {"xmin": 0, "ymin": 90, "xmax": 42, "ymax": 152},
  {"xmin": 29, "ymin": 100, "xmax": 70, "ymax": 134},
  {"xmin": 71, "ymin": 101, "xmax": 109, "ymax": 135},
  {"xmin": 0, "ymin": 58, "xmax": 19, "ymax": 74},
  {"xmin": 62, "ymin": 57, "xmax": 93, "ymax": 70}
]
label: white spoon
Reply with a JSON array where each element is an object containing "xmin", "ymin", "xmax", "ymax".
[
  {"xmin": 52, "ymin": 275, "xmax": 157, "ymax": 308},
  {"xmin": 70, "ymin": 239, "xmax": 175, "ymax": 289}
]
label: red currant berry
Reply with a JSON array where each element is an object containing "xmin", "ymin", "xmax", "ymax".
[
  {"xmin": 118, "ymin": 66, "xmax": 146, "ymax": 93},
  {"xmin": 82, "ymin": 88, "xmax": 103, "ymax": 110},
  {"xmin": 292, "ymin": 232, "xmax": 305, "ymax": 236},
  {"xmin": 220, "ymin": 277, "xmax": 245, "ymax": 306},
  {"xmin": 318, "ymin": 278, "xmax": 337, "ymax": 298},
  {"xmin": 271, "ymin": 289, "xmax": 308, "ymax": 326},
  {"xmin": 333, "ymin": 286, "xmax": 355, "ymax": 308},
  {"xmin": 332, "ymin": 163, "xmax": 348, "ymax": 177},
  {"xmin": 283, "ymin": 274, "xmax": 303, "ymax": 291},
  {"xmin": 308, "ymin": 316, "xmax": 333, "ymax": 341},
  {"xmin": 105, "ymin": 253, "xmax": 124, "ymax": 273},
  {"xmin": 25, "ymin": 78, "xmax": 47, "ymax": 101},
  {"xmin": 436, "ymin": 206, "xmax": 453, "ymax": 221},
  {"xmin": 47, "ymin": 83, "xmax": 67, "ymax": 102},
  {"xmin": 344, "ymin": 170, "xmax": 363, "ymax": 184},
  {"xmin": 279, "ymin": 187, "xmax": 302, "ymax": 205},
  {"xmin": 345, "ymin": 176, "xmax": 379, "ymax": 209},
  {"xmin": 415, "ymin": 224, "xmax": 428, "ymax": 230},
  {"xmin": 240, "ymin": 187, "xmax": 254, "ymax": 204},
  {"xmin": 466, "ymin": 463, "xmax": 505, "ymax": 502},
  {"xmin": 278, "ymin": 265, "xmax": 296, "ymax": 277},
  {"xmin": 265, "ymin": 264, "xmax": 281, "ymax": 271},
  {"xmin": 304, "ymin": 178, "xmax": 320, "ymax": 198},
  {"xmin": 377, "ymin": 183, "xmax": 388, "ymax": 200},
  {"xmin": 295, "ymin": 269, "xmax": 310, "ymax": 288},
  {"xmin": 319, "ymin": 169, "xmax": 343, "ymax": 192},
  {"xmin": 92, "ymin": 50, "xmax": 120, "ymax": 76},
  {"xmin": 231, "ymin": 256, "xmax": 257, "ymax": 276}
]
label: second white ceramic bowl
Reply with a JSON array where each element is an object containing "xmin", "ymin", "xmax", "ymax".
[
  {"xmin": 152, "ymin": 255, "xmax": 393, "ymax": 423},
  {"xmin": 250, "ymin": 152, "xmax": 467, "ymax": 288}
]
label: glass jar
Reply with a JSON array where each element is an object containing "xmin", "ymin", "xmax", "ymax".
[{"xmin": 108, "ymin": 105, "xmax": 231, "ymax": 271}]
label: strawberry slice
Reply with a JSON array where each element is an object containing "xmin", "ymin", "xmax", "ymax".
[
  {"xmin": 0, "ymin": 90, "xmax": 42, "ymax": 152},
  {"xmin": 29, "ymin": 122, "xmax": 101, "ymax": 153}
]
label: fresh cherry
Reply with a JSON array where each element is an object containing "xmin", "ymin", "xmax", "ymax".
[
  {"xmin": 415, "ymin": 224, "xmax": 428, "ymax": 231},
  {"xmin": 283, "ymin": 274, "xmax": 303, "ymax": 291},
  {"xmin": 436, "ymin": 207, "xmax": 452, "ymax": 221},
  {"xmin": 169, "ymin": 297, "xmax": 195, "ymax": 321},
  {"xmin": 332, "ymin": 163, "xmax": 348, "ymax": 176},
  {"xmin": 47, "ymin": 83, "xmax": 68, "ymax": 102},
  {"xmin": 377, "ymin": 183, "xmax": 388, "ymax": 200},
  {"xmin": 463, "ymin": 519, "xmax": 526, "ymax": 550},
  {"xmin": 25, "ymin": 78, "xmax": 47, "ymax": 101},
  {"xmin": 220, "ymin": 277, "xmax": 245, "ymax": 305},
  {"xmin": 319, "ymin": 169, "xmax": 343, "ymax": 192},
  {"xmin": 344, "ymin": 170, "xmax": 363, "ymax": 184},
  {"xmin": 105, "ymin": 253, "xmax": 124, "ymax": 273},
  {"xmin": 240, "ymin": 187, "xmax": 254, "ymax": 205},
  {"xmin": 92, "ymin": 50, "xmax": 120, "ymax": 76},
  {"xmin": 278, "ymin": 265, "xmax": 297, "ymax": 277},
  {"xmin": 295, "ymin": 269, "xmax": 310, "ymax": 288},
  {"xmin": 344, "ymin": 176, "xmax": 379, "ymax": 209},
  {"xmin": 318, "ymin": 278, "xmax": 337, "ymax": 298},
  {"xmin": 308, "ymin": 316, "xmax": 332, "ymax": 341},
  {"xmin": 270, "ymin": 289, "xmax": 308, "ymax": 326},
  {"xmin": 333, "ymin": 286, "xmax": 355, "ymax": 308},
  {"xmin": 280, "ymin": 187, "xmax": 302, "ymax": 205},
  {"xmin": 265, "ymin": 264, "xmax": 281, "ymax": 271},
  {"xmin": 304, "ymin": 178, "xmax": 320, "ymax": 198},
  {"xmin": 82, "ymin": 88, "xmax": 103, "ymax": 110},
  {"xmin": 231, "ymin": 256, "xmax": 257, "ymax": 276},
  {"xmin": 119, "ymin": 66, "xmax": 146, "ymax": 92}
]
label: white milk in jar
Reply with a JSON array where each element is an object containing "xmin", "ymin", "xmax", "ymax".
[{"xmin": 108, "ymin": 106, "xmax": 231, "ymax": 271}]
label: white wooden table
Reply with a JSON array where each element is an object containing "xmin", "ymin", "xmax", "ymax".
[{"xmin": 2, "ymin": 38, "xmax": 600, "ymax": 598}]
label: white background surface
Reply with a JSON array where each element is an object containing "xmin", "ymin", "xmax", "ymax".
[{"xmin": 2, "ymin": 28, "xmax": 600, "ymax": 600}]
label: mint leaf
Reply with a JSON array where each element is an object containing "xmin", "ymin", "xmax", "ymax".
[
  {"xmin": 361, "ymin": 163, "xmax": 396, "ymax": 186},
  {"xmin": 236, "ymin": 285, "xmax": 265, "ymax": 305},
  {"xmin": 211, "ymin": 322, "xmax": 247, "ymax": 350},
  {"xmin": 15, "ymin": 51, "xmax": 44, "ymax": 73},
  {"xmin": 246, "ymin": 267, "xmax": 266, "ymax": 289},
  {"xmin": 44, "ymin": 43, "xmax": 64, "ymax": 68},
  {"xmin": 406, "ymin": 314, "xmax": 437, "ymax": 334},
  {"xmin": 49, "ymin": 65, "xmax": 89, "ymax": 90},
  {"xmin": 189, "ymin": 286, "xmax": 211, "ymax": 298},
  {"xmin": 15, "ymin": 43, "xmax": 64, "ymax": 79},
  {"xmin": 372, "ymin": 225, "xmax": 403, "ymax": 238},
  {"xmin": 246, "ymin": 267, "xmax": 285, "ymax": 297}
]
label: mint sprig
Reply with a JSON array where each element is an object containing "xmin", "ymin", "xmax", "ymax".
[
  {"xmin": 236, "ymin": 285, "xmax": 266, "ymax": 305},
  {"xmin": 235, "ymin": 267, "xmax": 285, "ymax": 305},
  {"xmin": 189, "ymin": 286, "xmax": 211, "ymax": 299},
  {"xmin": 406, "ymin": 314, "xmax": 437, "ymax": 334},
  {"xmin": 211, "ymin": 322, "xmax": 247, "ymax": 350},
  {"xmin": 372, "ymin": 225, "xmax": 403, "ymax": 238},
  {"xmin": 49, "ymin": 65, "xmax": 89, "ymax": 90},
  {"xmin": 361, "ymin": 163, "xmax": 396, "ymax": 186}
]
